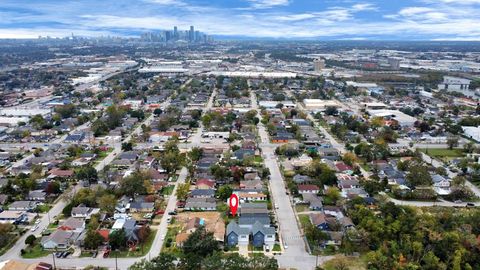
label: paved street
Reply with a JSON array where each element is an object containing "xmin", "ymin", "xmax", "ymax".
[{"xmin": 250, "ymin": 91, "xmax": 323, "ymax": 270}]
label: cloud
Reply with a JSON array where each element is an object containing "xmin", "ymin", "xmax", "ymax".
[
  {"xmin": 245, "ymin": 0, "xmax": 290, "ymax": 9},
  {"xmin": 1, "ymin": 0, "xmax": 480, "ymax": 40}
]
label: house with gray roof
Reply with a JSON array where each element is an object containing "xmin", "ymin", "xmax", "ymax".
[
  {"xmin": 184, "ymin": 198, "xmax": 216, "ymax": 211},
  {"xmin": 226, "ymin": 221, "xmax": 250, "ymax": 247},
  {"xmin": 190, "ymin": 189, "xmax": 215, "ymax": 198},
  {"xmin": 41, "ymin": 230, "xmax": 81, "ymax": 249},
  {"xmin": 252, "ymin": 221, "xmax": 275, "ymax": 248},
  {"xmin": 302, "ymin": 193, "xmax": 323, "ymax": 211},
  {"xmin": 9, "ymin": 201, "xmax": 37, "ymax": 211}
]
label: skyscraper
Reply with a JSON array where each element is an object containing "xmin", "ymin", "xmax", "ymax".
[
  {"xmin": 173, "ymin": 26, "xmax": 178, "ymax": 40},
  {"xmin": 189, "ymin": 26, "xmax": 195, "ymax": 42}
]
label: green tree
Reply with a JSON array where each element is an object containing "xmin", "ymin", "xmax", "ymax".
[
  {"xmin": 76, "ymin": 166, "xmax": 98, "ymax": 184},
  {"xmin": 120, "ymin": 171, "xmax": 149, "ymax": 196},
  {"xmin": 447, "ymin": 136, "xmax": 459, "ymax": 150},
  {"xmin": 98, "ymin": 194, "xmax": 116, "ymax": 215},
  {"xmin": 216, "ymin": 185, "xmax": 233, "ymax": 201},
  {"xmin": 406, "ymin": 164, "xmax": 433, "ymax": 187},
  {"xmin": 84, "ymin": 229, "xmax": 104, "ymax": 250},
  {"xmin": 176, "ymin": 182, "xmax": 190, "ymax": 201},
  {"xmin": 25, "ymin": 235, "xmax": 36, "ymax": 246},
  {"xmin": 109, "ymin": 229, "xmax": 127, "ymax": 250}
]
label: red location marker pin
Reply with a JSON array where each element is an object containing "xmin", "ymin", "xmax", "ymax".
[{"xmin": 229, "ymin": 194, "xmax": 239, "ymax": 216}]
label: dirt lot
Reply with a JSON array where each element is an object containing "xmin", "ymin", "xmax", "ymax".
[{"xmin": 176, "ymin": 212, "xmax": 225, "ymax": 241}]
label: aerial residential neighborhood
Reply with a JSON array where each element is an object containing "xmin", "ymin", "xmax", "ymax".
[{"xmin": 1, "ymin": 1, "xmax": 480, "ymax": 269}]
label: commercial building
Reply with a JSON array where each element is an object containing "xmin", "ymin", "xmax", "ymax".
[
  {"xmin": 367, "ymin": 109, "xmax": 417, "ymax": 127},
  {"xmin": 462, "ymin": 126, "xmax": 480, "ymax": 142},
  {"xmin": 303, "ymin": 99, "xmax": 341, "ymax": 110}
]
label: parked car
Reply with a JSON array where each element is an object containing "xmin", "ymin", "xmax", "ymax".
[
  {"xmin": 62, "ymin": 252, "xmax": 70, "ymax": 258},
  {"xmin": 155, "ymin": 209, "xmax": 165, "ymax": 215},
  {"xmin": 30, "ymin": 225, "xmax": 39, "ymax": 232},
  {"xmin": 168, "ymin": 211, "xmax": 177, "ymax": 215},
  {"xmin": 466, "ymin": 203, "xmax": 475, "ymax": 208},
  {"xmin": 103, "ymin": 250, "xmax": 110, "ymax": 258}
]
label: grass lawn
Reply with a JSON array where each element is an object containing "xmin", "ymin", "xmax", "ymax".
[
  {"xmin": 298, "ymin": 214, "xmax": 311, "ymax": 229},
  {"xmin": 419, "ymin": 148, "xmax": 465, "ymax": 157},
  {"xmin": 253, "ymin": 156, "xmax": 264, "ymax": 163},
  {"xmin": 80, "ymin": 251, "xmax": 96, "ymax": 258},
  {"xmin": 161, "ymin": 185, "xmax": 175, "ymax": 196},
  {"xmin": 112, "ymin": 229, "xmax": 157, "ymax": 258},
  {"xmin": 272, "ymin": 244, "xmax": 281, "ymax": 252},
  {"xmin": 295, "ymin": 204, "xmax": 309, "ymax": 213},
  {"xmin": 322, "ymin": 255, "xmax": 366, "ymax": 270},
  {"xmin": 22, "ymin": 243, "xmax": 50, "ymax": 259},
  {"xmin": 36, "ymin": 204, "xmax": 51, "ymax": 213}
]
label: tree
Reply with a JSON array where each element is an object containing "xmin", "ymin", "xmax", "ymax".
[
  {"xmin": 452, "ymin": 176, "xmax": 466, "ymax": 187},
  {"xmin": 122, "ymin": 142, "xmax": 133, "ymax": 151},
  {"xmin": 176, "ymin": 182, "xmax": 190, "ymax": 201},
  {"xmin": 406, "ymin": 165, "xmax": 433, "ymax": 187},
  {"xmin": 447, "ymin": 136, "xmax": 459, "ymax": 150},
  {"xmin": 120, "ymin": 171, "xmax": 149, "ymax": 196},
  {"xmin": 216, "ymin": 185, "xmax": 233, "ymax": 201},
  {"xmin": 76, "ymin": 166, "xmax": 98, "ymax": 184},
  {"xmin": 25, "ymin": 235, "xmax": 36, "ymax": 246},
  {"xmin": 84, "ymin": 229, "xmax": 104, "ymax": 250},
  {"xmin": 324, "ymin": 187, "xmax": 341, "ymax": 205},
  {"xmin": 109, "ymin": 229, "xmax": 127, "ymax": 250},
  {"xmin": 98, "ymin": 194, "xmax": 116, "ymax": 215},
  {"xmin": 183, "ymin": 227, "xmax": 219, "ymax": 257},
  {"xmin": 463, "ymin": 141, "xmax": 475, "ymax": 153},
  {"xmin": 160, "ymin": 151, "xmax": 181, "ymax": 174},
  {"xmin": 137, "ymin": 226, "xmax": 151, "ymax": 252},
  {"xmin": 188, "ymin": 147, "xmax": 203, "ymax": 162},
  {"xmin": 342, "ymin": 152, "xmax": 358, "ymax": 166}
]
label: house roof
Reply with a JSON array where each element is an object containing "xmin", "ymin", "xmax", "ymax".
[
  {"xmin": 227, "ymin": 221, "xmax": 249, "ymax": 236},
  {"xmin": 59, "ymin": 217, "xmax": 84, "ymax": 230},
  {"xmin": 298, "ymin": 184, "xmax": 320, "ymax": 191},
  {"xmin": 252, "ymin": 221, "xmax": 275, "ymax": 236},
  {"xmin": 190, "ymin": 189, "xmax": 215, "ymax": 197},
  {"xmin": 48, "ymin": 168, "xmax": 74, "ymax": 177},
  {"xmin": 310, "ymin": 213, "xmax": 327, "ymax": 226},
  {"xmin": 196, "ymin": 179, "xmax": 215, "ymax": 188}
]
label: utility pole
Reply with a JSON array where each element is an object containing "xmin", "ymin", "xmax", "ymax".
[{"xmin": 52, "ymin": 250, "xmax": 56, "ymax": 270}]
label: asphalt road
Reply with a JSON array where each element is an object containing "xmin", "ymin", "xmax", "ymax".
[{"xmin": 250, "ymin": 91, "xmax": 326, "ymax": 270}]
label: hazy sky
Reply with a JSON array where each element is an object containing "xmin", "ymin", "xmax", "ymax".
[{"xmin": 1, "ymin": 0, "xmax": 480, "ymax": 40}]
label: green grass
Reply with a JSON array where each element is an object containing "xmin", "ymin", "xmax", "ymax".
[
  {"xmin": 295, "ymin": 204, "xmax": 308, "ymax": 213},
  {"xmin": 80, "ymin": 251, "xmax": 97, "ymax": 258},
  {"xmin": 419, "ymin": 148, "xmax": 465, "ymax": 157},
  {"xmin": 272, "ymin": 244, "xmax": 281, "ymax": 251},
  {"xmin": 253, "ymin": 156, "xmax": 264, "ymax": 163},
  {"xmin": 22, "ymin": 243, "xmax": 50, "ymax": 259},
  {"xmin": 322, "ymin": 255, "xmax": 366, "ymax": 270},
  {"xmin": 299, "ymin": 214, "xmax": 311, "ymax": 229},
  {"xmin": 161, "ymin": 185, "xmax": 175, "ymax": 195},
  {"xmin": 36, "ymin": 204, "xmax": 51, "ymax": 213}
]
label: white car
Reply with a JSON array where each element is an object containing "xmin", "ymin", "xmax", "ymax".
[
  {"xmin": 30, "ymin": 225, "xmax": 39, "ymax": 232},
  {"xmin": 34, "ymin": 219, "xmax": 41, "ymax": 225},
  {"xmin": 274, "ymin": 203, "xmax": 279, "ymax": 209}
]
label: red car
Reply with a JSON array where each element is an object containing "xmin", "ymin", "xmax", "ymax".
[
  {"xmin": 155, "ymin": 209, "xmax": 165, "ymax": 215},
  {"xmin": 103, "ymin": 250, "xmax": 110, "ymax": 258}
]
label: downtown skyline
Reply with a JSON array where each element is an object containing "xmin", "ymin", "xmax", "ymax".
[{"xmin": 1, "ymin": 0, "xmax": 480, "ymax": 40}]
